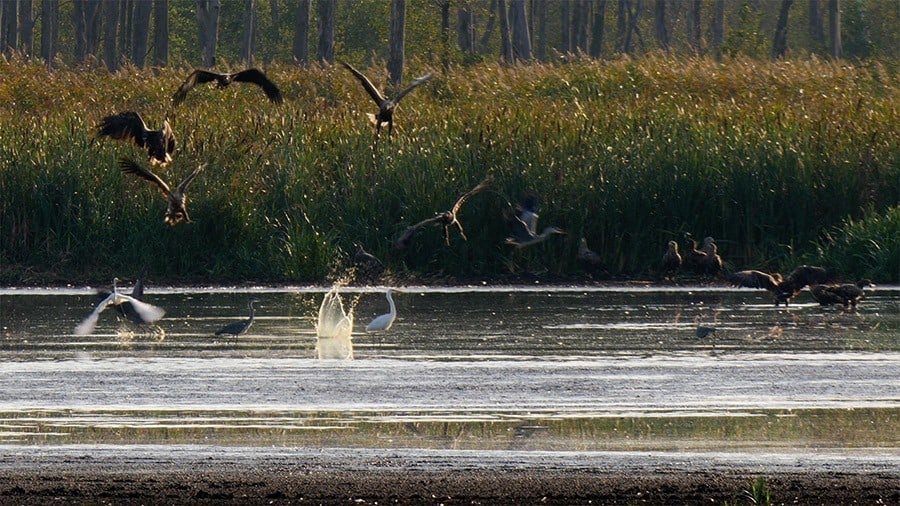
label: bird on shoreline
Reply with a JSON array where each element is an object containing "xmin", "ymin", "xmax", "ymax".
[
  {"xmin": 172, "ymin": 68, "xmax": 283, "ymax": 106},
  {"xmin": 700, "ymin": 237, "xmax": 723, "ymax": 276},
  {"xmin": 339, "ymin": 59, "xmax": 433, "ymax": 139},
  {"xmin": 354, "ymin": 244, "xmax": 385, "ymax": 283},
  {"xmin": 366, "ymin": 288, "xmax": 398, "ymax": 332},
  {"xmin": 215, "ymin": 298, "xmax": 259, "ymax": 337},
  {"xmin": 577, "ymin": 238, "xmax": 607, "ymax": 274},
  {"xmin": 97, "ymin": 111, "xmax": 176, "ymax": 167},
  {"xmin": 394, "ymin": 177, "xmax": 492, "ymax": 250},
  {"xmin": 75, "ymin": 278, "xmax": 166, "ymax": 336},
  {"xmin": 683, "ymin": 234, "xmax": 708, "ymax": 274},
  {"xmin": 662, "ymin": 240, "xmax": 682, "ymax": 279},
  {"xmin": 810, "ymin": 280, "xmax": 874, "ymax": 308},
  {"xmin": 119, "ymin": 157, "xmax": 205, "ymax": 226}
]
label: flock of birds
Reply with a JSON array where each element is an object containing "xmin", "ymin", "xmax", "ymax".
[{"xmin": 76, "ymin": 63, "xmax": 876, "ymax": 337}]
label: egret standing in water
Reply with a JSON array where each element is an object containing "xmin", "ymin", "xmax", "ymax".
[
  {"xmin": 75, "ymin": 278, "xmax": 166, "ymax": 336},
  {"xmin": 366, "ymin": 289, "xmax": 397, "ymax": 332},
  {"xmin": 215, "ymin": 298, "xmax": 259, "ymax": 337}
]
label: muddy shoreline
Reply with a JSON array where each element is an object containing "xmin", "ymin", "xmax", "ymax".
[{"xmin": 2, "ymin": 446, "xmax": 897, "ymax": 505}]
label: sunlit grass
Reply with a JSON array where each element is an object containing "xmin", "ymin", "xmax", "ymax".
[{"xmin": 0, "ymin": 55, "xmax": 896, "ymax": 284}]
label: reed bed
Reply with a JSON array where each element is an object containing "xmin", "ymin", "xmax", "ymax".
[{"xmin": 0, "ymin": 55, "xmax": 897, "ymax": 284}]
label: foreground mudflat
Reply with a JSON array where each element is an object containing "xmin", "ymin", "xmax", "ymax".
[{"xmin": 1, "ymin": 446, "xmax": 897, "ymax": 505}]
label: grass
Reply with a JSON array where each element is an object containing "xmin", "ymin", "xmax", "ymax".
[{"xmin": 0, "ymin": 55, "xmax": 897, "ymax": 284}]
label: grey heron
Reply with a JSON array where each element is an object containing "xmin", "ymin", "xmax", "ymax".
[
  {"xmin": 215, "ymin": 298, "xmax": 259, "ymax": 337},
  {"xmin": 75, "ymin": 278, "xmax": 166, "ymax": 336}
]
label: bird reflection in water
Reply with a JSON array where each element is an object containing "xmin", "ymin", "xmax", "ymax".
[{"xmin": 316, "ymin": 284, "xmax": 354, "ymax": 360}]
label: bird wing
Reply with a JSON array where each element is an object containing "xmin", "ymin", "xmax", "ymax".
[
  {"xmin": 505, "ymin": 213, "xmax": 534, "ymax": 243},
  {"xmin": 131, "ymin": 267, "xmax": 147, "ymax": 299},
  {"xmin": 729, "ymin": 270, "xmax": 772, "ymax": 289},
  {"xmin": 119, "ymin": 157, "xmax": 171, "ymax": 195},
  {"xmin": 393, "ymin": 72, "xmax": 434, "ymax": 103},
  {"xmin": 175, "ymin": 163, "xmax": 206, "ymax": 194},
  {"xmin": 394, "ymin": 214, "xmax": 446, "ymax": 248},
  {"xmin": 74, "ymin": 292, "xmax": 116, "ymax": 336},
  {"xmin": 173, "ymin": 69, "xmax": 222, "ymax": 106},
  {"xmin": 162, "ymin": 119, "xmax": 176, "ymax": 157},
  {"xmin": 118, "ymin": 293, "xmax": 165, "ymax": 323},
  {"xmin": 232, "ymin": 68, "xmax": 283, "ymax": 104},
  {"xmin": 449, "ymin": 177, "xmax": 493, "ymax": 215},
  {"xmin": 97, "ymin": 111, "xmax": 150, "ymax": 147},
  {"xmin": 338, "ymin": 60, "xmax": 387, "ymax": 105}
]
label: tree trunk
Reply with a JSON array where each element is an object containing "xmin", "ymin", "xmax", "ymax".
[
  {"xmin": 131, "ymin": 0, "xmax": 151, "ymax": 67},
  {"xmin": 686, "ymin": 0, "xmax": 700, "ymax": 53},
  {"xmin": 86, "ymin": 0, "xmax": 101, "ymax": 57},
  {"xmin": 73, "ymin": 0, "xmax": 86, "ymax": 62},
  {"xmin": 589, "ymin": 0, "xmax": 607, "ymax": 58},
  {"xmin": 268, "ymin": 0, "xmax": 278, "ymax": 26},
  {"xmin": 2, "ymin": 0, "xmax": 18, "ymax": 56},
  {"xmin": 711, "ymin": 0, "xmax": 724, "ymax": 59},
  {"xmin": 40, "ymin": 0, "xmax": 57, "ymax": 63},
  {"xmin": 497, "ymin": 0, "xmax": 512, "ymax": 63},
  {"xmin": 316, "ymin": 0, "xmax": 335, "ymax": 64},
  {"xmin": 510, "ymin": 0, "xmax": 530, "ymax": 60},
  {"xmin": 828, "ymin": 0, "xmax": 841, "ymax": 58},
  {"xmin": 197, "ymin": 0, "xmax": 220, "ymax": 67},
  {"xmin": 119, "ymin": 0, "xmax": 132, "ymax": 61},
  {"xmin": 615, "ymin": 0, "xmax": 627, "ymax": 53},
  {"xmin": 574, "ymin": 0, "xmax": 589, "ymax": 53},
  {"xmin": 18, "ymin": 0, "xmax": 34, "ymax": 56},
  {"xmin": 439, "ymin": 0, "xmax": 449, "ymax": 69},
  {"xmin": 292, "ymin": 0, "xmax": 309, "ymax": 65},
  {"xmin": 560, "ymin": 0, "xmax": 570, "ymax": 54},
  {"xmin": 623, "ymin": 0, "xmax": 643, "ymax": 54},
  {"xmin": 388, "ymin": 0, "xmax": 405, "ymax": 84},
  {"xmin": 772, "ymin": 0, "xmax": 793, "ymax": 59},
  {"xmin": 478, "ymin": 0, "xmax": 496, "ymax": 54},
  {"xmin": 457, "ymin": 1, "xmax": 474, "ymax": 54},
  {"xmin": 241, "ymin": 0, "xmax": 255, "ymax": 64},
  {"xmin": 102, "ymin": 0, "xmax": 119, "ymax": 70},
  {"xmin": 535, "ymin": 0, "xmax": 547, "ymax": 60},
  {"xmin": 808, "ymin": 0, "xmax": 824, "ymax": 42},
  {"xmin": 653, "ymin": 0, "xmax": 668, "ymax": 51},
  {"xmin": 153, "ymin": 0, "xmax": 168, "ymax": 67}
]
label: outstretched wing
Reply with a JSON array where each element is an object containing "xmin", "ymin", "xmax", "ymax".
[
  {"xmin": 119, "ymin": 157, "xmax": 171, "ymax": 195},
  {"xmin": 393, "ymin": 72, "xmax": 434, "ymax": 103},
  {"xmin": 172, "ymin": 69, "xmax": 223, "ymax": 106},
  {"xmin": 232, "ymin": 68, "xmax": 283, "ymax": 104},
  {"xmin": 505, "ymin": 212, "xmax": 533, "ymax": 244},
  {"xmin": 118, "ymin": 293, "xmax": 166, "ymax": 324},
  {"xmin": 338, "ymin": 60, "xmax": 387, "ymax": 106},
  {"xmin": 97, "ymin": 111, "xmax": 150, "ymax": 148},
  {"xmin": 449, "ymin": 177, "xmax": 493, "ymax": 215},
  {"xmin": 394, "ymin": 214, "xmax": 446, "ymax": 249},
  {"xmin": 175, "ymin": 163, "xmax": 206, "ymax": 194},
  {"xmin": 729, "ymin": 270, "xmax": 778, "ymax": 290},
  {"xmin": 74, "ymin": 292, "xmax": 115, "ymax": 336}
]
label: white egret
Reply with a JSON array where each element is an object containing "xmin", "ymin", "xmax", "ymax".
[
  {"xmin": 366, "ymin": 288, "xmax": 397, "ymax": 332},
  {"xmin": 75, "ymin": 278, "xmax": 165, "ymax": 336},
  {"xmin": 338, "ymin": 59, "xmax": 433, "ymax": 139},
  {"xmin": 215, "ymin": 298, "xmax": 259, "ymax": 336}
]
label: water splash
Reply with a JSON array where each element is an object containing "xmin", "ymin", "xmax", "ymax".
[{"xmin": 316, "ymin": 283, "xmax": 354, "ymax": 359}]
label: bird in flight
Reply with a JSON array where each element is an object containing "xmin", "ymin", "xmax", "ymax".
[
  {"xmin": 338, "ymin": 59, "xmax": 433, "ymax": 138},
  {"xmin": 119, "ymin": 157, "xmax": 205, "ymax": 226},
  {"xmin": 97, "ymin": 111, "xmax": 176, "ymax": 167},
  {"xmin": 394, "ymin": 177, "xmax": 492, "ymax": 250},
  {"xmin": 504, "ymin": 195, "xmax": 565, "ymax": 248},
  {"xmin": 75, "ymin": 278, "xmax": 165, "ymax": 336},
  {"xmin": 172, "ymin": 68, "xmax": 283, "ymax": 106}
]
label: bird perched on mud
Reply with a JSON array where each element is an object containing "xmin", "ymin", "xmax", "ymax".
[
  {"xmin": 119, "ymin": 157, "xmax": 205, "ymax": 226},
  {"xmin": 577, "ymin": 238, "xmax": 607, "ymax": 274},
  {"xmin": 96, "ymin": 267, "xmax": 149, "ymax": 324},
  {"xmin": 700, "ymin": 237, "xmax": 723, "ymax": 276},
  {"xmin": 661, "ymin": 240, "xmax": 682, "ymax": 279},
  {"xmin": 810, "ymin": 280, "xmax": 874, "ymax": 308},
  {"xmin": 172, "ymin": 68, "xmax": 283, "ymax": 106},
  {"xmin": 683, "ymin": 234, "xmax": 708, "ymax": 274},
  {"xmin": 75, "ymin": 278, "xmax": 166, "ymax": 336},
  {"xmin": 394, "ymin": 177, "xmax": 492, "ymax": 250},
  {"xmin": 338, "ymin": 59, "xmax": 433, "ymax": 139},
  {"xmin": 353, "ymin": 244, "xmax": 385, "ymax": 283},
  {"xmin": 215, "ymin": 298, "xmax": 259, "ymax": 337},
  {"xmin": 729, "ymin": 270, "xmax": 795, "ymax": 306},
  {"xmin": 504, "ymin": 195, "xmax": 565, "ymax": 248},
  {"xmin": 97, "ymin": 111, "xmax": 176, "ymax": 167}
]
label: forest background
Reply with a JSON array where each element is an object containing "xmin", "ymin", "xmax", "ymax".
[{"xmin": 0, "ymin": 0, "xmax": 897, "ymax": 284}]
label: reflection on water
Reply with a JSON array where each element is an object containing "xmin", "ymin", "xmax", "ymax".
[{"xmin": 0, "ymin": 285, "xmax": 897, "ymax": 453}]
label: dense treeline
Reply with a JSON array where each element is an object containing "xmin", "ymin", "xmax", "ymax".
[
  {"xmin": 0, "ymin": 55, "xmax": 897, "ymax": 284},
  {"xmin": 0, "ymin": 0, "xmax": 896, "ymax": 69}
]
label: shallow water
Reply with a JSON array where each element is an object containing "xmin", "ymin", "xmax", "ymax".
[{"xmin": 0, "ymin": 284, "xmax": 897, "ymax": 459}]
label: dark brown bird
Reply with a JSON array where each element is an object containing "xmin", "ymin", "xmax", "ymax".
[
  {"xmin": 810, "ymin": 279, "xmax": 874, "ymax": 308},
  {"xmin": 577, "ymin": 238, "xmax": 608, "ymax": 275},
  {"xmin": 339, "ymin": 59, "xmax": 433, "ymax": 138},
  {"xmin": 700, "ymin": 237, "xmax": 723, "ymax": 276},
  {"xmin": 119, "ymin": 157, "xmax": 205, "ymax": 226},
  {"xmin": 353, "ymin": 244, "xmax": 385, "ymax": 283},
  {"xmin": 172, "ymin": 68, "xmax": 283, "ymax": 106},
  {"xmin": 394, "ymin": 177, "xmax": 492, "ymax": 250},
  {"xmin": 729, "ymin": 269, "xmax": 796, "ymax": 305},
  {"xmin": 97, "ymin": 112, "xmax": 175, "ymax": 167},
  {"xmin": 662, "ymin": 240, "xmax": 682, "ymax": 278},
  {"xmin": 783, "ymin": 265, "xmax": 838, "ymax": 288},
  {"xmin": 683, "ymin": 235, "xmax": 708, "ymax": 273}
]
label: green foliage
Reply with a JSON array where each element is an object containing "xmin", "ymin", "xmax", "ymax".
[
  {"xmin": 742, "ymin": 476, "xmax": 772, "ymax": 505},
  {"xmin": 0, "ymin": 55, "xmax": 897, "ymax": 284}
]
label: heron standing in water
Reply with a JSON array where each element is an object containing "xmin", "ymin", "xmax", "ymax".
[
  {"xmin": 215, "ymin": 298, "xmax": 259, "ymax": 337},
  {"xmin": 366, "ymin": 289, "xmax": 397, "ymax": 332},
  {"xmin": 75, "ymin": 278, "xmax": 166, "ymax": 336}
]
